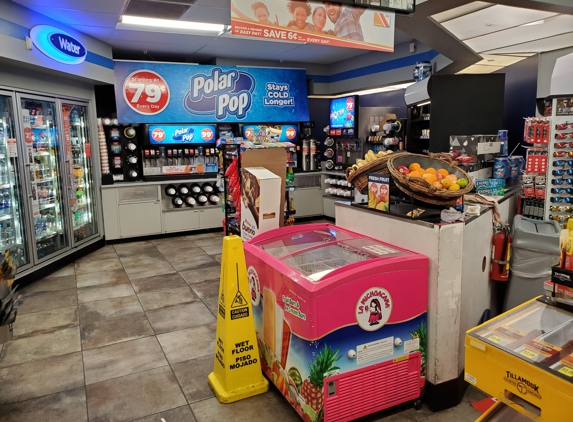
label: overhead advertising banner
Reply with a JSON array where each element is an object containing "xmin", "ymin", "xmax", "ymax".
[
  {"xmin": 230, "ymin": 0, "xmax": 395, "ymax": 52},
  {"xmin": 114, "ymin": 61, "xmax": 310, "ymax": 124}
]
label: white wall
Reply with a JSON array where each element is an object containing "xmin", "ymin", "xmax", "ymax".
[{"xmin": 537, "ymin": 47, "xmax": 573, "ymax": 98}]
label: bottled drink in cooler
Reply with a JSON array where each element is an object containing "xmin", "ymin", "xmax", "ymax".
[
  {"xmin": 4, "ymin": 222, "xmax": 13, "ymax": 246},
  {"xmin": 3, "ymin": 190, "xmax": 10, "ymax": 215}
]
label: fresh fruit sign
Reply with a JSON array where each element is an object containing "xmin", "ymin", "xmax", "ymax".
[
  {"xmin": 368, "ymin": 174, "xmax": 390, "ymax": 212},
  {"xmin": 114, "ymin": 61, "xmax": 309, "ymax": 123}
]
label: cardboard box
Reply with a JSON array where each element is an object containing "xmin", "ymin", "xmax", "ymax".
[
  {"xmin": 241, "ymin": 167, "xmax": 281, "ymax": 241},
  {"xmin": 475, "ymin": 178, "xmax": 505, "ymax": 196},
  {"xmin": 368, "ymin": 174, "xmax": 390, "ymax": 212}
]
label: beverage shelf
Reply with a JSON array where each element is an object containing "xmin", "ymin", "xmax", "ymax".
[
  {"xmin": 39, "ymin": 203, "xmax": 56, "ymax": 210},
  {"xmin": 0, "ymin": 184, "xmax": 10, "ymax": 190},
  {"xmin": 0, "ymin": 214, "xmax": 13, "ymax": 222},
  {"xmin": 34, "ymin": 151, "xmax": 51, "ymax": 156},
  {"xmin": 34, "ymin": 177, "xmax": 54, "ymax": 184},
  {"xmin": 36, "ymin": 231, "xmax": 58, "ymax": 242}
]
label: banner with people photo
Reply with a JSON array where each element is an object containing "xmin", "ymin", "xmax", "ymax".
[{"xmin": 231, "ymin": 0, "xmax": 395, "ymax": 52}]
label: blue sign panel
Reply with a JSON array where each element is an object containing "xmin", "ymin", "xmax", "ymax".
[
  {"xmin": 148, "ymin": 125, "xmax": 217, "ymax": 144},
  {"xmin": 242, "ymin": 124, "xmax": 298, "ymax": 142},
  {"xmin": 30, "ymin": 25, "xmax": 87, "ymax": 65},
  {"xmin": 329, "ymin": 96, "xmax": 356, "ymax": 129},
  {"xmin": 114, "ymin": 61, "xmax": 309, "ymax": 124}
]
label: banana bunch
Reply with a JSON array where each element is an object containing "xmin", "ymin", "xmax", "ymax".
[{"xmin": 348, "ymin": 149, "xmax": 393, "ymax": 176}]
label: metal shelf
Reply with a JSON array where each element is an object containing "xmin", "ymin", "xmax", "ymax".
[
  {"xmin": 39, "ymin": 203, "xmax": 56, "ymax": 210},
  {"xmin": 34, "ymin": 177, "xmax": 54, "ymax": 184},
  {"xmin": 0, "ymin": 214, "xmax": 13, "ymax": 221}
]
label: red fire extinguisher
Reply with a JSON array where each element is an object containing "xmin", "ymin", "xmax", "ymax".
[{"xmin": 491, "ymin": 224, "xmax": 511, "ymax": 281}]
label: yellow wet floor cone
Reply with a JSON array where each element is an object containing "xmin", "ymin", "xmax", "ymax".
[{"xmin": 207, "ymin": 235, "xmax": 269, "ymax": 403}]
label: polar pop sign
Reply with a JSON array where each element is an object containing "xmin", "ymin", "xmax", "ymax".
[{"xmin": 30, "ymin": 25, "xmax": 87, "ymax": 65}]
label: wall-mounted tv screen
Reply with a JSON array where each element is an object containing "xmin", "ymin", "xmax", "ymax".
[{"xmin": 329, "ymin": 96, "xmax": 357, "ymax": 131}]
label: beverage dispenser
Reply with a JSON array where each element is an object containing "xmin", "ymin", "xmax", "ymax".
[
  {"xmin": 328, "ymin": 95, "xmax": 362, "ymax": 170},
  {"xmin": 140, "ymin": 124, "xmax": 218, "ymax": 181},
  {"xmin": 299, "ymin": 121, "xmax": 319, "ymax": 172}
]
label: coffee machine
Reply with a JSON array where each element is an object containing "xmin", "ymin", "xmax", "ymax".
[{"xmin": 299, "ymin": 121, "xmax": 319, "ymax": 172}]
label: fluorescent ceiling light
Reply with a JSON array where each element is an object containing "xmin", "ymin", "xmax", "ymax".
[
  {"xmin": 308, "ymin": 82, "xmax": 415, "ymax": 98},
  {"xmin": 120, "ymin": 15, "xmax": 225, "ymax": 33},
  {"xmin": 522, "ymin": 19, "xmax": 545, "ymax": 26}
]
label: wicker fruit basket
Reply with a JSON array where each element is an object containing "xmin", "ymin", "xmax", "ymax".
[
  {"xmin": 346, "ymin": 151, "xmax": 406, "ymax": 194},
  {"xmin": 387, "ymin": 153, "xmax": 474, "ymax": 206}
]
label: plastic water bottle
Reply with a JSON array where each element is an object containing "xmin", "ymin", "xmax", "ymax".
[
  {"xmin": 498, "ymin": 130, "xmax": 508, "ymax": 156},
  {"xmin": 0, "ymin": 159, "xmax": 6, "ymax": 184},
  {"xmin": 5, "ymin": 222, "xmax": 13, "ymax": 246},
  {"xmin": 3, "ymin": 191, "xmax": 11, "ymax": 216}
]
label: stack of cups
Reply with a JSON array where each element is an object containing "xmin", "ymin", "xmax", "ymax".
[{"xmin": 98, "ymin": 119, "xmax": 109, "ymax": 174}]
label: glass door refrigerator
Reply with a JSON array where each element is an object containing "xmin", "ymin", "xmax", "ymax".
[
  {"xmin": 18, "ymin": 95, "xmax": 70, "ymax": 262},
  {"xmin": 59, "ymin": 101, "xmax": 98, "ymax": 245},
  {"xmin": 0, "ymin": 91, "xmax": 30, "ymax": 271}
]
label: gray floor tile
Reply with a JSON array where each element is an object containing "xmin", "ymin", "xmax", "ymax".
[
  {"xmin": 0, "ymin": 386, "xmax": 88, "ymax": 422},
  {"xmin": 0, "ymin": 352, "xmax": 84, "ymax": 404},
  {"xmin": 79, "ymin": 295, "xmax": 143, "ymax": 325},
  {"xmin": 462, "ymin": 385, "xmax": 489, "ymax": 404},
  {"xmin": 75, "ymin": 257, "xmax": 123, "ymax": 274},
  {"xmin": 191, "ymin": 237, "xmax": 223, "ymax": 248},
  {"xmin": 166, "ymin": 252, "xmax": 218, "ymax": 272},
  {"xmin": 77, "ymin": 281, "xmax": 135, "ymax": 304},
  {"xmin": 119, "ymin": 252, "xmax": 168, "ymax": 268},
  {"xmin": 19, "ymin": 275, "xmax": 76, "ymax": 295},
  {"xmin": 155, "ymin": 240, "xmax": 200, "ymax": 255},
  {"xmin": 213, "ymin": 254, "xmax": 222, "ymax": 263},
  {"xmin": 172, "ymin": 355, "xmax": 215, "ymax": 403},
  {"xmin": 0, "ymin": 327, "xmax": 81, "ymax": 368},
  {"xmin": 147, "ymin": 301, "xmax": 216, "ymax": 334},
  {"xmin": 130, "ymin": 273, "xmax": 188, "ymax": 294},
  {"xmin": 114, "ymin": 241, "xmax": 158, "ymax": 257},
  {"xmin": 76, "ymin": 245, "xmax": 118, "ymax": 262},
  {"xmin": 179, "ymin": 266, "xmax": 220, "ymax": 284},
  {"xmin": 157, "ymin": 324, "xmax": 216, "ymax": 364},
  {"xmin": 83, "ymin": 336, "xmax": 168, "ymax": 385},
  {"xmin": 48, "ymin": 263, "xmax": 75, "ymax": 278},
  {"xmin": 81, "ymin": 313, "xmax": 154, "ymax": 350},
  {"xmin": 86, "ymin": 366, "xmax": 187, "ymax": 422},
  {"xmin": 190, "ymin": 388, "xmax": 300, "ymax": 422},
  {"xmin": 124, "ymin": 261, "xmax": 177, "ymax": 280},
  {"xmin": 18, "ymin": 288, "xmax": 77, "ymax": 315},
  {"xmin": 185, "ymin": 232, "xmax": 219, "ymax": 241},
  {"xmin": 131, "ymin": 405, "xmax": 196, "ymax": 422},
  {"xmin": 199, "ymin": 245, "xmax": 222, "ymax": 255},
  {"xmin": 13, "ymin": 306, "xmax": 78, "ymax": 338},
  {"xmin": 76, "ymin": 268, "xmax": 129, "ymax": 288},
  {"xmin": 415, "ymin": 401, "xmax": 482, "ymax": 422},
  {"xmin": 151, "ymin": 236, "xmax": 188, "ymax": 245},
  {"xmin": 190, "ymin": 279, "xmax": 219, "ymax": 316},
  {"xmin": 137, "ymin": 286, "xmax": 198, "ymax": 311}
]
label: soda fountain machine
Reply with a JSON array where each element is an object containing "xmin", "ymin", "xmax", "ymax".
[{"xmin": 328, "ymin": 95, "xmax": 363, "ymax": 171}]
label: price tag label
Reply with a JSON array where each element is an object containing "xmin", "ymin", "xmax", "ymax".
[
  {"xmin": 488, "ymin": 335, "xmax": 504, "ymax": 344},
  {"xmin": 558, "ymin": 366, "xmax": 573, "ymax": 377},
  {"xmin": 123, "ymin": 70, "xmax": 170, "ymax": 115},
  {"xmin": 520, "ymin": 349, "xmax": 539, "ymax": 360}
]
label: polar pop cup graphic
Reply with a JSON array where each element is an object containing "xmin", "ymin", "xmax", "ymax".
[{"xmin": 123, "ymin": 70, "xmax": 170, "ymax": 115}]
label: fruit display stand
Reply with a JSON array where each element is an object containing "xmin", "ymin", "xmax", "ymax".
[
  {"xmin": 465, "ymin": 297, "xmax": 573, "ymax": 421},
  {"xmin": 334, "ymin": 188, "xmax": 520, "ymax": 412},
  {"xmin": 243, "ymin": 223, "xmax": 429, "ymax": 422}
]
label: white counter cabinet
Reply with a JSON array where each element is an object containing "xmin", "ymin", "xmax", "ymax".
[{"xmin": 335, "ymin": 192, "xmax": 518, "ymax": 411}]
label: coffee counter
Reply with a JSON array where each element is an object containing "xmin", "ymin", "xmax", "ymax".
[{"xmin": 334, "ymin": 189, "xmax": 519, "ymax": 412}]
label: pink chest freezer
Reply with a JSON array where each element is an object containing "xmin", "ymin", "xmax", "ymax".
[{"xmin": 243, "ymin": 223, "xmax": 429, "ymax": 422}]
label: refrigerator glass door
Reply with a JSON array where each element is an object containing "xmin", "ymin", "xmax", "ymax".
[
  {"xmin": 0, "ymin": 93, "xmax": 29, "ymax": 269},
  {"xmin": 20, "ymin": 96, "xmax": 69, "ymax": 261},
  {"xmin": 61, "ymin": 103, "xmax": 97, "ymax": 244}
]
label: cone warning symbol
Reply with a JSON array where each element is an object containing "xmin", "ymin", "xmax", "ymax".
[{"xmin": 231, "ymin": 291, "xmax": 248, "ymax": 308}]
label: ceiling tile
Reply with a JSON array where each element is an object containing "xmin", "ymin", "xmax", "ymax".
[
  {"xmin": 12, "ymin": 0, "xmax": 125, "ymax": 14},
  {"xmin": 109, "ymin": 27, "xmax": 218, "ymax": 45},
  {"xmin": 21, "ymin": 6, "xmax": 120, "ymax": 28},
  {"xmin": 483, "ymin": 32, "xmax": 573, "ymax": 55},
  {"xmin": 441, "ymin": 5, "xmax": 557, "ymax": 41},
  {"xmin": 68, "ymin": 24, "xmax": 115, "ymax": 41},
  {"xmin": 465, "ymin": 14, "xmax": 573, "ymax": 53},
  {"xmin": 124, "ymin": 0, "xmax": 190, "ymax": 19},
  {"xmin": 456, "ymin": 64, "xmax": 504, "ymax": 74},
  {"xmin": 194, "ymin": 0, "xmax": 229, "ymax": 8},
  {"xmin": 431, "ymin": 1, "xmax": 492, "ymax": 24},
  {"xmin": 180, "ymin": 5, "xmax": 231, "ymax": 24},
  {"xmin": 474, "ymin": 54, "xmax": 527, "ymax": 67}
]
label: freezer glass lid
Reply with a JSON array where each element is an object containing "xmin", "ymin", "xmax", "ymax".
[
  {"xmin": 280, "ymin": 238, "xmax": 406, "ymax": 282},
  {"xmin": 470, "ymin": 300, "xmax": 573, "ymax": 382},
  {"xmin": 255, "ymin": 227, "xmax": 357, "ymax": 258}
]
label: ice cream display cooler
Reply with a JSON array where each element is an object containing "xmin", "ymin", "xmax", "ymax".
[
  {"xmin": 465, "ymin": 298, "xmax": 573, "ymax": 422},
  {"xmin": 243, "ymin": 224, "xmax": 429, "ymax": 422}
]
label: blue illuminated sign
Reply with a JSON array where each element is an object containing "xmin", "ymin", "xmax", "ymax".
[
  {"xmin": 329, "ymin": 96, "xmax": 356, "ymax": 129},
  {"xmin": 30, "ymin": 25, "xmax": 87, "ymax": 65},
  {"xmin": 148, "ymin": 124, "xmax": 217, "ymax": 144},
  {"xmin": 114, "ymin": 61, "xmax": 309, "ymax": 124}
]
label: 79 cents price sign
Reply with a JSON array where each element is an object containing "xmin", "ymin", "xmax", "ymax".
[{"xmin": 123, "ymin": 70, "xmax": 170, "ymax": 115}]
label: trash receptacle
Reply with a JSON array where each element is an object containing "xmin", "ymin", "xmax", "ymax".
[{"xmin": 503, "ymin": 216, "xmax": 560, "ymax": 311}]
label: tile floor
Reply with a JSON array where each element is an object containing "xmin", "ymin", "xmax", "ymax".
[{"xmin": 0, "ymin": 231, "xmax": 488, "ymax": 422}]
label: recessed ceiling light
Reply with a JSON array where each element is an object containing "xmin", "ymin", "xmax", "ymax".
[{"xmin": 120, "ymin": 15, "xmax": 225, "ymax": 33}]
